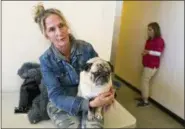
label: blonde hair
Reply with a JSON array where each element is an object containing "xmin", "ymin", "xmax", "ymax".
[{"xmin": 33, "ymin": 3, "xmax": 69, "ymax": 34}]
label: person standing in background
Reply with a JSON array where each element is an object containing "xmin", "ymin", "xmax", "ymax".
[{"xmin": 136, "ymin": 22, "xmax": 165, "ymax": 107}]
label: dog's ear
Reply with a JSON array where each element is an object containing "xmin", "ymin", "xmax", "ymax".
[
  {"xmin": 82, "ymin": 63, "xmax": 93, "ymax": 72},
  {"xmin": 107, "ymin": 61, "xmax": 114, "ymax": 72}
]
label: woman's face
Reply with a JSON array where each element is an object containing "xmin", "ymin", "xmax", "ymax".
[
  {"xmin": 147, "ymin": 26, "xmax": 154, "ymax": 39},
  {"xmin": 44, "ymin": 14, "xmax": 69, "ymax": 49}
]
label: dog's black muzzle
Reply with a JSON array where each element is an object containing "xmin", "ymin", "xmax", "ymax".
[{"xmin": 93, "ymin": 70, "xmax": 111, "ymax": 85}]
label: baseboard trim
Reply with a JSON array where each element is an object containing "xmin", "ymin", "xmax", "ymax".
[{"xmin": 115, "ymin": 74, "xmax": 185, "ymax": 127}]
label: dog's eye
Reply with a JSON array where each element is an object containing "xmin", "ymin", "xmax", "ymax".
[{"xmin": 92, "ymin": 72, "xmax": 99, "ymax": 76}]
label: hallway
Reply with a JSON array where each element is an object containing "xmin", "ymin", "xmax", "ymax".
[{"xmin": 114, "ymin": 78, "xmax": 184, "ymax": 128}]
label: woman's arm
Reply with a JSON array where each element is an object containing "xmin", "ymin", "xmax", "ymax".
[
  {"xmin": 40, "ymin": 56, "xmax": 89, "ymax": 116},
  {"xmin": 148, "ymin": 38, "xmax": 165, "ymax": 56},
  {"xmin": 148, "ymin": 50, "xmax": 161, "ymax": 56}
]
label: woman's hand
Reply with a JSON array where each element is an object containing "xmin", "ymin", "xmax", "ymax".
[
  {"xmin": 142, "ymin": 50, "xmax": 149, "ymax": 56},
  {"xmin": 89, "ymin": 87, "xmax": 115, "ymax": 108}
]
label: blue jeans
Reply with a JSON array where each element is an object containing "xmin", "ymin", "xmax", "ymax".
[{"xmin": 47, "ymin": 102, "xmax": 103, "ymax": 128}]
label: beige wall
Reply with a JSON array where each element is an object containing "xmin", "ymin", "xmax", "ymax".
[
  {"xmin": 2, "ymin": 1, "xmax": 116, "ymax": 92},
  {"xmin": 115, "ymin": 1, "xmax": 184, "ymax": 119}
]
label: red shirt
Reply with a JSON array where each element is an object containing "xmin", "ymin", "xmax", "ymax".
[{"xmin": 142, "ymin": 37, "xmax": 165, "ymax": 68}]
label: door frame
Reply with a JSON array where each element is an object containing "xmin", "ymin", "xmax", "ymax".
[{"xmin": 110, "ymin": 1, "xmax": 124, "ymax": 66}]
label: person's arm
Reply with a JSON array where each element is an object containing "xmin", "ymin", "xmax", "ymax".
[
  {"xmin": 148, "ymin": 39, "xmax": 165, "ymax": 56},
  {"xmin": 40, "ymin": 56, "xmax": 90, "ymax": 116},
  {"xmin": 148, "ymin": 50, "xmax": 161, "ymax": 56}
]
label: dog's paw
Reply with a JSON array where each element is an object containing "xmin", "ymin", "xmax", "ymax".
[{"xmin": 95, "ymin": 113, "xmax": 103, "ymax": 121}]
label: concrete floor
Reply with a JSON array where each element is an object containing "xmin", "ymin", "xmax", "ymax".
[{"xmin": 115, "ymin": 79, "xmax": 184, "ymax": 128}]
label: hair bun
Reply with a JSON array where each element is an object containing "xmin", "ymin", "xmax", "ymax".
[{"xmin": 33, "ymin": 3, "xmax": 45, "ymax": 23}]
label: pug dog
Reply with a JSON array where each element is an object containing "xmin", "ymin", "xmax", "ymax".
[{"xmin": 77, "ymin": 57, "xmax": 114, "ymax": 121}]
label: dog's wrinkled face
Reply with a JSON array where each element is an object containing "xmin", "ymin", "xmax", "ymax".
[{"xmin": 82, "ymin": 57, "xmax": 114, "ymax": 86}]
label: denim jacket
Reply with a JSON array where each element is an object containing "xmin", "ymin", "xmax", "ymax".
[{"xmin": 39, "ymin": 35, "xmax": 98, "ymax": 116}]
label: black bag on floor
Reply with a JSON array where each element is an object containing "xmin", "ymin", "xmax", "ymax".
[
  {"xmin": 27, "ymin": 83, "xmax": 50, "ymax": 124},
  {"xmin": 14, "ymin": 79, "xmax": 41, "ymax": 113},
  {"xmin": 14, "ymin": 62, "xmax": 50, "ymax": 124},
  {"xmin": 14, "ymin": 62, "xmax": 41, "ymax": 113}
]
